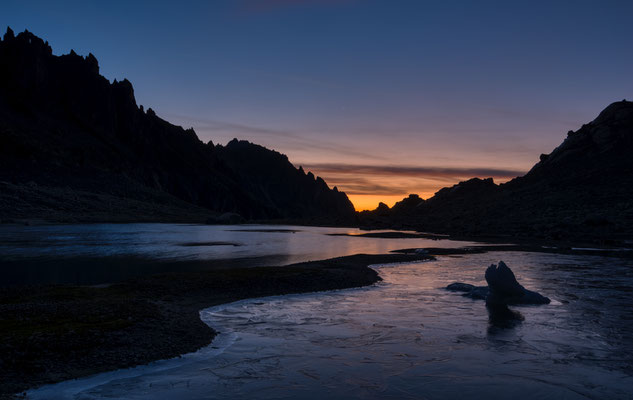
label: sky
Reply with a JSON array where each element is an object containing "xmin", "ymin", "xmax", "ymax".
[{"xmin": 3, "ymin": 0, "xmax": 632, "ymax": 210}]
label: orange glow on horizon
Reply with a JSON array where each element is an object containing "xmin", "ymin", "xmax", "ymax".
[
  {"xmin": 304, "ymin": 161, "xmax": 522, "ymax": 212},
  {"xmin": 348, "ymin": 193, "xmax": 435, "ymax": 212},
  {"xmin": 337, "ymin": 175, "xmax": 517, "ymax": 211}
]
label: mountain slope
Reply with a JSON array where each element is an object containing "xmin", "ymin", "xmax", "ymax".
[
  {"xmin": 0, "ymin": 28, "xmax": 355, "ymax": 223},
  {"xmin": 360, "ymin": 100, "xmax": 633, "ymax": 242}
]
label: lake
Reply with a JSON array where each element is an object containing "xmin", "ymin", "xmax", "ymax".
[
  {"xmin": 19, "ymin": 225, "xmax": 633, "ymax": 399},
  {"xmin": 0, "ymin": 223, "xmax": 475, "ymax": 285}
]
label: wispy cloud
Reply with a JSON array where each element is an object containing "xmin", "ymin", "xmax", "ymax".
[
  {"xmin": 164, "ymin": 113, "xmax": 526, "ymax": 198},
  {"xmin": 320, "ymin": 176, "xmax": 416, "ymax": 195},
  {"xmin": 302, "ymin": 163, "xmax": 525, "ymax": 179},
  {"xmin": 302, "ymin": 163, "xmax": 525, "ymax": 197},
  {"xmin": 165, "ymin": 113, "xmax": 389, "ymax": 161}
]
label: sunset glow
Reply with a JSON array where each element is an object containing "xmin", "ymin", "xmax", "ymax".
[
  {"xmin": 297, "ymin": 162, "xmax": 522, "ymax": 210},
  {"xmin": 346, "ymin": 195, "xmax": 414, "ymax": 212},
  {"xmin": 3, "ymin": 0, "xmax": 632, "ymax": 211},
  {"xmin": 2, "ymin": 1, "xmax": 633, "ymax": 398},
  {"xmin": 313, "ymin": 169, "xmax": 519, "ymax": 211}
]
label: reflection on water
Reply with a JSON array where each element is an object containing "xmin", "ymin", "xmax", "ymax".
[
  {"xmin": 486, "ymin": 303, "xmax": 524, "ymax": 331},
  {"xmin": 28, "ymin": 252, "xmax": 633, "ymax": 399},
  {"xmin": 0, "ymin": 224, "xmax": 477, "ymax": 285}
]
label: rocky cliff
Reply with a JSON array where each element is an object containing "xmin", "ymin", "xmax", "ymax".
[
  {"xmin": 0, "ymin": 28, "xmax": 355, "ymax": 223},
  {"xmin": 360, "ymin": 100, "xmax": 633, "ymax": 243}
]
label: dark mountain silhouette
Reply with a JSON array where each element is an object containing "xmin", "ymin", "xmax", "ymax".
[
  {"xmin": 360, "ymin": 100, "xmax": 633, "ymax": 243},
  {"xmin": 0, "ymin": 28, "xmax": 355, "ymax": 223}
]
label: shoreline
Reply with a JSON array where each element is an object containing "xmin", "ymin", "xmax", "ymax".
[
  {"xmin": 0, "ymin": 253, "xmax": 431, "ymax": 398},
  {"xmin": 3, "ymin": 240, "xmax": 632, "ymax": 398},
  {"xmin": 28, "ymin": 285, "xmax": 383, "ymax": 398}
]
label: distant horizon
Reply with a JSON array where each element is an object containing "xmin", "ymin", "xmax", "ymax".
[{"xmin": 2, "ymin": 0, "xmax": 632, "ymax": 210}]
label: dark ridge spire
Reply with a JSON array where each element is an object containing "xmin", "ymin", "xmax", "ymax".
[
  {"xmin": 86, "ymin": 52, "xmax": 99, "ymax": 74},
  {"xmin": 4, "ymin": 26, "xmax": 14, "ymax": 41}
]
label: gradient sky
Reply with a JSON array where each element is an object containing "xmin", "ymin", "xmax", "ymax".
[{"xmin": 3, "ymin": 0, "xmax": 632, "ymax": 210}]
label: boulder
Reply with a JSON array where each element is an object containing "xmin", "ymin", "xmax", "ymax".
[
  {"xmin": 445, "ymin": 261, "xmax": 550, "ymax": 305},
  {"xmin": 485, "ymin": 261, "xmax": 524, "ymax": 297},
  {"xmin": 446, "ymin": 282, "xmax": 489, "ymax": 300},
  {"xmin": 485, "ymin": 261, "xmax": 550, "ymax": 305}
]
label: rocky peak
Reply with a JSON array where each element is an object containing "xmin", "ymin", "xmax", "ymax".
[
  {"xmin": 112, "ymin": 78, "xmax": 138, "ymax": 109},
  {"xmin": 86, "ymin": 53, "xmax": 99, "ymax": 74},
  {"xmin": 216, "ymin": 138, "xmax": 356, "ymax": 219},
  {"xmin": 1, "ymin": 28, "xmax": 53, "ymax": 59},
  {"xmin": 391, "ymin": 193, "xmax": 424, "ymax": 213},
  {"xmin": 4, "ymin": 26, "xmax": 14, "ymax": 40},
  {"xmin": 430, "ymin": 177, "xmax": 497, "ymax": 203},
  {"xmin": 0, "ymin": 27, "xmax": 139, "ymax": 117},
  {"xmin": 525, "ymin": 100, "xmax": 633, "ymax": 180},
  {"xmin": 592, "ymin": 99, "xmax": 633, "ymax": 125},
  {"xmin": 374, "ymin": 202, "xmax": 390, "ymax": 216}
]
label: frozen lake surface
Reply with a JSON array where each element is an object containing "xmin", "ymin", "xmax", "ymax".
[
  {"xmin": 0, "ymin": 223, "xmax": 475, "ymax": 285},
  {"xmin": 28, "ymin": 251, "xmax": 633, "ymax": 399}
]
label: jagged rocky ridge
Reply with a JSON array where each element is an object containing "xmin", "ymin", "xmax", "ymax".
[
  {"xmin": 0, "ymin": 28, "xmax": 355, "ymax": 223},
  {"xmin": 360, "ymin": 100, "xmax": 633, "ymax": 242}
]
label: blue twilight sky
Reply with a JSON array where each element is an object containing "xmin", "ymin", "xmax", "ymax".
[{"xmin": 2, "ymin": 0, "xmax": 632, "ymax": 209}]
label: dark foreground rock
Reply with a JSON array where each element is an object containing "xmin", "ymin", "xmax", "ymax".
[
  {"xmin": 485, "ymin": 261, "xmax": 550, "ymax": 305},
  {"xmin": 446, "ymin": 282, "xmax": 489, "ymax": 300},
  {"xmin": 446, "ymin": 261, "xmax": 550, "ymax": 305},
  {"xmin": 0, "ymin": 252, "xmax": 432, "ymax": 398}
]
